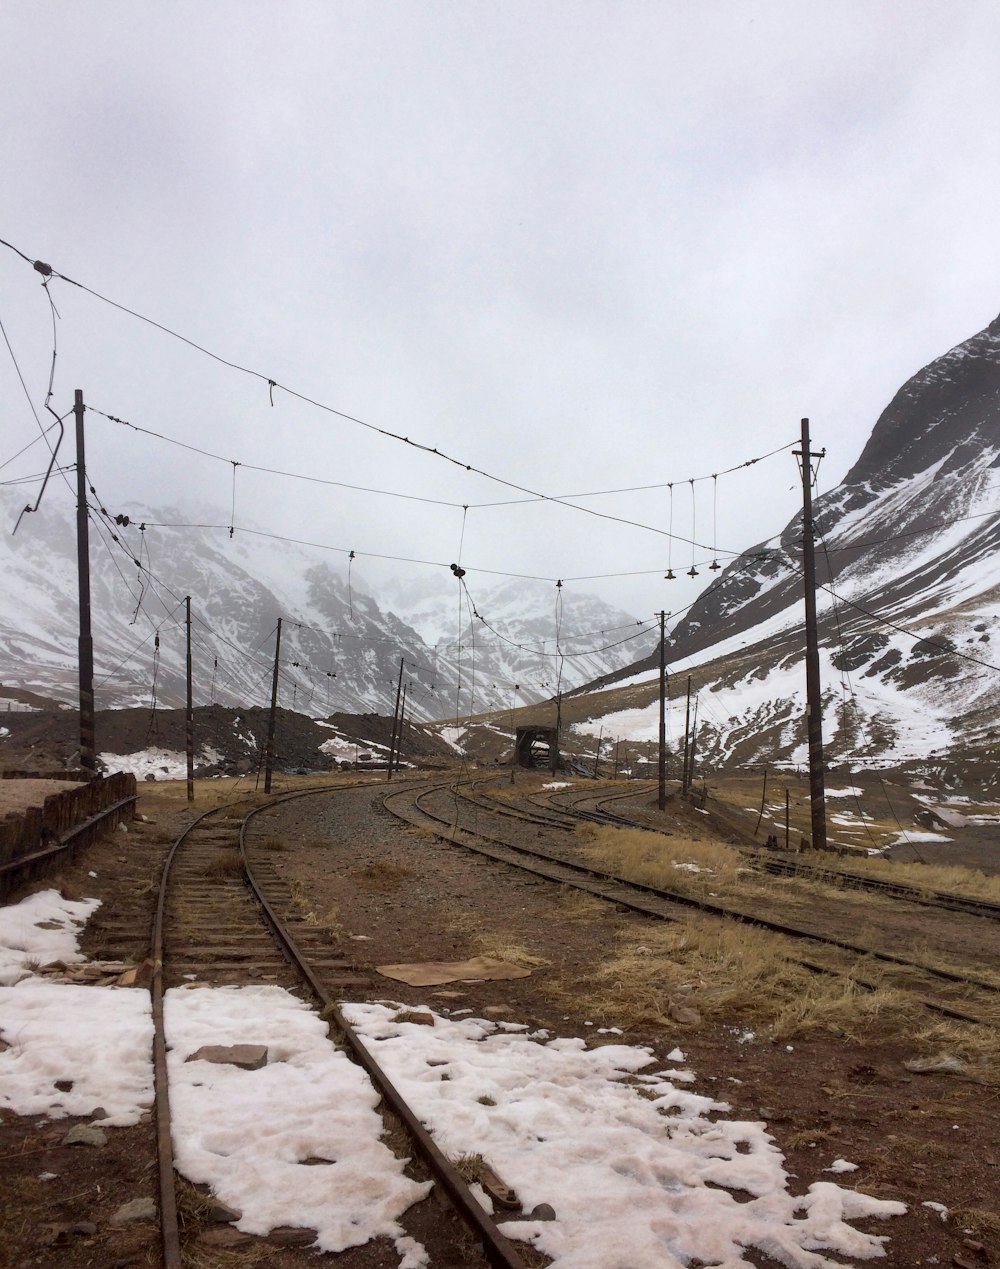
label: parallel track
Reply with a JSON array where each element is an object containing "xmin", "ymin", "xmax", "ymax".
[
  {"xmin": 151, "ymin": 783, "xmax": 528, "ymax": 1269},
  {"xmin": 385, "ymin": 779, "xmax": 1000, "ymax": 1033},
  {"xmin": 471, "ymin": 776, "xmax": 1000, "ymax": 928}
]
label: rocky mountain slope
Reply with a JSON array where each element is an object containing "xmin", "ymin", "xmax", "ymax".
[
  {"xmin": 567, "ymin": 311, "xmax": 1000, "ymax": 781},
  {"xmin": 0, "ymin": 489, "xmax": 655, "ymax": 721}
]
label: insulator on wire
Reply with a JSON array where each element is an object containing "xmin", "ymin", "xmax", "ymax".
[
  {"xmin": 687, "ymin": 566, "xmax": 699, "ymax": 577},
  {"xmin": 450, "ymin": 563, "xmax": 465, "ymax": 578},
  {"xmin": 665, "ymin": 570, "xmax": 676, "ymax": 580},
  {"xmin": 709, "ymin": 559, "xmax": 721, "ymax": 571}
]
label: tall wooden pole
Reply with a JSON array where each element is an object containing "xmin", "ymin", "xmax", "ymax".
[
  {"xmin": 74, "ymin": 391, "xmax": 96, "ymax": 774},
  {"xmin": 687, "ymin": 693, "xmax": 699, "ymax": 788},
  {"xmin": 185, "ymin": 596, "xmax": 194, "ymax": 802},
  {"xmin": 264, "ymin": 618, "xmax": 282, "ymax": 793},
  {"xmin": 387, "ymin": 657, "xmax": 404, "ymax": 780},
  {"xmin": 657, "ymin": 610, "xmax": 667, "ymax": 810},
  {"xmin": 681, "ymin": 676, "xmax": 692, "ymax": 794},
  {"xmin": 398, "ymin": 683, "xmax": 408, "ymax": 771},
  {"xmin": 796, "ymin": 417, "xmax": 828, "ymax": 850}
]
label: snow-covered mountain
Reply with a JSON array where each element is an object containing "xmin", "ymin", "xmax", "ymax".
[
  {"xmin": 0, "ymin": 488, "xmax": 656, "ymax": 720},
  {"xmin": 570, "ymin": 312, "xmax": 1000, "ymax": 780}
]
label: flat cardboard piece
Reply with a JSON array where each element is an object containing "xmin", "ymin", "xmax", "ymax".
[{"xmin": 374, "ymin": 956, "xmax": 533, "ymax": 987}]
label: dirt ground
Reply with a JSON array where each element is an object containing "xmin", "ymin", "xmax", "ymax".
[
  {"xmin": 1, "ymin": 773, "xmax": 999, "ymax": 1268},
  {"xmin": 0, "ymin": 779, "xmax": 86, "ymax": 814}
]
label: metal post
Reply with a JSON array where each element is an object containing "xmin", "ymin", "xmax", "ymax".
[
  {"xmin": 264, "ymin": 618, "xmax": 282, "ymax": 793},
  {"xmin": 185, "ymin": 596, "xmax": 194, "ymax": 803},
  {"xmin": 657, "ymin": 611, "xmax": 667, "ymax": 810},
  {"xmin": 593, "ymin": 725, "xmax": 603, "ymax": 778},
  {"xmin": 785, "ymin": 788, "xmax": 790, "ymax": 851},
  {"xmin": 74, "ymin": 391, "xmax": 96, "ymax": 774},
  {"xmin": 681, "ymin": 676, "xmax": 692, "ymax": 795},
  {"xmin": 796, "ymin": 417, "xmax": 828, "ymax": 851}
]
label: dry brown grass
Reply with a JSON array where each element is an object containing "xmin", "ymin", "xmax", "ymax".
[
  {"xmin": 446, "ymin": 913, "xmax": 550, "ymax": 968},
  {"xmin": 203, "ymin": 849, "xmax": 244, "ymax": 879},
  {"xmin": 951, "ymin": 1207, "xmax": 1000, "ymax": 1235},
  {"xmin": 835, "ymin": 855, "xmax": 1000, "ymax": 904},
  {"xmin": 552, "ymin": 916, "xmax": 928, "ymax": 1042},
  {"xmin": 580, "ymin": 825, "xmax": 1000, "ymax": 944},
  {"xmin": 553, "ymin": 887, "xmax": 607, "ymax": 921},
  {"xmin": 350, "ymin": 860, "xmax": 413, "ymax": 890}
]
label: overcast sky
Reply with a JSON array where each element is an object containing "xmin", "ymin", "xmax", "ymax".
[{"xmin": 3, "ymin": 1, "xmax": 1000, "ymax": 632}]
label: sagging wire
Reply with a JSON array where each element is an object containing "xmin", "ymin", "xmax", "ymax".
[
  {"xmin": 687, "ymin": 479, "xmax": 698, "ymax": 578},
  {"xmin": 2, "ymin": 303, "xmax": 68, "ymax": 533},
  {"xmin": 554, "ymin": 578, "xmax": 566, "ymax": 722},
  {"xmin": 229, "ymin": 460, "xmax": 239, "ymax": 538},
  {"xmin": 4, "ymin": 240, "xmax": 804, "ymax": 555},
  {"xmin": 450, "ymin": 505, "xmax": 469, "ymax": 722},
  {"xmin": 710, "ymin": 475, "xmax": 721, "ymax": 571},
  {"xmin": 146, "ymin": 629, "xmax": 161, "ymax": 742}
]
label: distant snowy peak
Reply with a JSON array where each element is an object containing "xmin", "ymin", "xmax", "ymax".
[
  {"xmin": 667, "ymin": 309, "xmax": 1000, "ymax": 656},
  {"xmin": 842, "ymin": 310, "xmax": 1000, "ymax": 493}
]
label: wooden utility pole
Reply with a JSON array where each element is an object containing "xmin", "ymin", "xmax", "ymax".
[
  {"xmin": 687, "ymin": 693, "xmax": 699, "ymax": 788},
  {"xmin": 657, "ymin": 610, "xmax": 667, "ymax": 810},
  {"xmin": 795, "ymin": 417, "xmax": 828, "ymax": 851},
  {"xmin": 264, "ymin": 618, "xmax": 282, "ymax": 793},
  {"xmin": 387, "ymin": 658, "xmax": 404, "ymax": 779},
  {"xmin": 185, "ymin": 596, "xmax": 194, "ymax": 802},
  {"xmin": 593, "ymin": 725, "xmax": 603, "ymax": 778},
  {"xmin": 398, "ymin": 683, "xmax": 408, "ymax": 770},
  {"xmin": 754, "ymin": 766, "xmax": 768, "ymax": 835},
  {"xmin": 74, "ymin": 390, "xmax": 96, "ymax": 773},
  {"xmin": 681, "ymin": 676, "xmax": 692, "ymax": 794}
]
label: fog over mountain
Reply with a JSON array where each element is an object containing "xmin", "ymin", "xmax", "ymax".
[{"xmin": 0, "ymin": 489, "xmax": 657, "ymax": 721}]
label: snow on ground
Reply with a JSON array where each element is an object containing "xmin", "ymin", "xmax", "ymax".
[
  {"xmin": 887, "ymin": 830, "xmax": 952, "ymax": 846},
  {"xmin": 165, "ymin": 985, "xmax": 431, "ymax": 1259},
  {"xmin": 0, "ymin": 890, "xmax": 910, "ymax": 1266},
  {"xmin": 437, "ymin": 725, "xmax": 467, "ymax": 752},
  {"xmin": 99, "ymin": 745, "xmax": 224, "ymax": 779},
  {"xmin": 344, "ymin": 1002, "xmax": 905, "ymax": 1269},
  {"xmin": 0, "ymin": 889, "xmax": 100, "ymax": 985}
]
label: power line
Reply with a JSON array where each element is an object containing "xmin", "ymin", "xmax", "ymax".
[{"xmin": 1, "ymin": 239, "xmax": 794, "ymax": 553}]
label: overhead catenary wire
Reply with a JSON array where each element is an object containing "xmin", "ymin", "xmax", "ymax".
[{"xmin": 0, "ymin": 238, "xmax": 796, "ymax": 551}]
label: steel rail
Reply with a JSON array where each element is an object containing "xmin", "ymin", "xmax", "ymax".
[
  {"xmin": 528, "ymin": 782, "xmax": 1000, "ymax": 926},
  {"xmin": 151, "ymin": 781, "xmax": 527, "ymax": 1269},
  {"xmin": 239, "ymin": 787, "xmax": 529, "ymax": 1269}
]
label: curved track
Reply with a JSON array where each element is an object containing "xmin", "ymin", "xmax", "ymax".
[
  {"xmin": 384, "ymin": 778, "xmax": 1000, "ymax": 1033},
  {"xmin": 151, "ymin": 783, "xmax": 528, "ymax": 1269}
]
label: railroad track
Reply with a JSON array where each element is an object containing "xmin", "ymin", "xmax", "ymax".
[
  {"xmin": 752, "ymin": 852, "xmax": 1000, "ymax": 923},
  {"xmin": 384, "ymin": 779, "xmax": 1000, "ymax": 1032},
  {"xmin": 151, "ymin": 783, "xmax": 529, "ymax": 1269},
  {"xmin": 473, "ymin": 776, "xmax": 1000, "ymax": 930}
]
